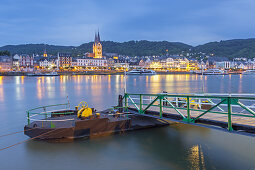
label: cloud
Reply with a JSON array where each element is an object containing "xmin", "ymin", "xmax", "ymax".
[{"xmin": 0, "ymin": 0, "xmax": 255, "ymax": 46}]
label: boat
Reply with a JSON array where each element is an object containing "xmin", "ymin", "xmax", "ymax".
[
  {"xmin": 27, "ymin": 71, "xmax": 59, "ymax": 76},
  {"xmin": 242, "ymin": 70, "xmax": 255, "ymax": 75},
  {"xmin": 127, "ymin": 69, "xmax": 156, "ymax": 75},
  {"xmin": 24, "ymin": 101, "xmax": 168, "ymax": 140},
  {"xmin": 44, "ymin": 71, "xmax": 59, "ymax": 76},
  {"xmin": 26, "ymin": 72, "xmax": 43, "ymax": 76},
  {"xmin": 202, "ymin": 69, "xmax": 227, "ymax": 75}
]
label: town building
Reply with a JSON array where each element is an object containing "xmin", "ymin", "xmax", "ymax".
[
  {"xmin": 19, "ymin": 54, "xmax": 34, "ymax": 67},
  {"xmin": 74, "ymin": 31, "xmax": 107, "ymax": 68},
  {"xmin": 58, "ymin": 53, "xmax": 72, "ymax": 68},
  {"xmin": 77, "ymin": 58, "xmax": 107, "ymax": 67},
  {"xmin": 71, "ymin": 58, "xmax": 77, "ymax": 67},
  {"xmin": 215, "ymin": 61, "xmax": 233, "ymax": 69},
  {"xmin": 43, "ymin": 49, "xmax": 48, "ymax": 57},
  {"xmin": 0, "ymin": 55, "xmax": 12, "ymax": 71},
  {"xmin": 93, "ymin": 31, "xmax": 103, "ymax": 59},
  {"xmin": 187, "ymin": 60, "xmax": 199, "ymax": 70},
  {"xmin": 39, "ymin": 58, "xmax": 57, "ymax": 68}
]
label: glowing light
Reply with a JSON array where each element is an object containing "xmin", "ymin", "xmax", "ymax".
[
  {"xmin": 0, "ymin": 76, "xmax": 3, "ymax": 85},
  {"xmin": 188, "ymin": 145, "xmax": 205, "ymax": 169}
]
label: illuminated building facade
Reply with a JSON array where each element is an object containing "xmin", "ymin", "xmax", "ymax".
[
  {"xmin": 77, "ymin": 58, "xmax": 107, "ymax": 67},
  {"xmin": 19, "ymin": 55, "xmax": 34, "ymax": 67},
  {"xmin": 58, "ymin": 53, "xmax": 72, "ymax": 68},
  {"xmin": 0, "ymin": 55, "xmax": 12, "ymax": 71},
  {"xmin": 43, "ymin": 49, "xmax": 48, "ymax": 57},
  {"xmin": 39, "ymin": 58, "xmax": 56, "ymax": 68},
  {"xmin": 148, "ymin": 57, "xmax": 198, "ymax": 70},
  {"xmin": 93, "ymin": 31, "xmax": 103, "ymax": 59}
]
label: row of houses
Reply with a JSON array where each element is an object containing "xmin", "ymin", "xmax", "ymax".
[
  {"xmin": 2, "ymin": 53, "xmax": 255, "ymax": 72},
  {"xmin": 215, "ymin": 61, "xmax": 255, "ymax": 69},
  {"xmin": 0, "ymin": 53, "xmax": 110, "ymax": 71}
]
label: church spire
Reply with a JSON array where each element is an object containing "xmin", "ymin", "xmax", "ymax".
[
  {"xmin": 94, "ymin": 32, "xmax": 98, "ymax": 43},
  {"xmin": 97, "ymin": 30, "xmax": 100, "ymax": 42}
]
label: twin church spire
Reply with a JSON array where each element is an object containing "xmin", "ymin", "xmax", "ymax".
[
  {"xmin": 94, "ymin": 31, "xmax": 101, "ymax": 44},
  {"xmin": 93, "ymin": 30, "xmax": 102, "ymax": 58}
]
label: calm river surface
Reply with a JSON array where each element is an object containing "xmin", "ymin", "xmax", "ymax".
[{"xmin": 0, "ymin": 74, "xmax": 255, "ymax": 169}]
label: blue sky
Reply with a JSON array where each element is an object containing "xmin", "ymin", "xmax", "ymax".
[{"xmin": 1, "ymin": 0, "xmax": 255, "ymax": 46}]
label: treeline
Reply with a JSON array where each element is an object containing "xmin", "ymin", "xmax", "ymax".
[
  {"xmin": 0, "ymin": 41, "xmax": 192, "ymax": 57},
  {"xmin": 1, "ymin": 39, "xmax": 255, "ymax": 58},
  {"xmin": 78, "ymin": 40, "xmax": 192, "ymax": 56},
  {"xmin": 0, "ymin": 50, "xmax": 10, "ymax": 56},
  {"xmin": 195, "ymin": 38, "xmax": 255, "ymax": 59}
]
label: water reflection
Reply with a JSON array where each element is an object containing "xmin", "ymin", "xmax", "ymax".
[
  {"xmin": 1, "ymin": 75, "xmax": 255, "ymax": 169},
  {"xmin": 189, "ymin": 145, "xmax": 206, "ymax": 170},
  {"xmin": 37, "ymin": 77, "xmax": 44, "ymax": 99},
  {"xmin": 0, "ymin": 77, "xmax": 3, "ymax": 102}
]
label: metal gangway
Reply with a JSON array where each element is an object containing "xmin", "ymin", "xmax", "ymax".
[{"xmin": 122, "ymin": 93, "xmax": 255, "ymax": 132}]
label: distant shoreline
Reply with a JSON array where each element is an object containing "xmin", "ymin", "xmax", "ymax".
[{"xmin": 0, "ymin": 71, "xmax": 193, "ymax": 76}]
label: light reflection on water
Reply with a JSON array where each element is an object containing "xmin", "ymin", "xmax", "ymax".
[{"xmin": 0, "ymin": 74, "xmax": 255, "ymax": 169}]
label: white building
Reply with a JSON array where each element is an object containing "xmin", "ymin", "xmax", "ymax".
[
  {"xmin": 77, "ymin": 58, "xmax": 107, "ymax": 67},
  {"xmin": 0, "ymin": 56, "xmax": 12, "ymax": 71},
  {"xmin": 39, "ymin": 59, "xmax": 56, "ymax": 68},
  {"xmin": 19, "ymin": 55, "xmax": 34, "ymax": 67},
  {"xmin": 215, "ymin": 61, "xmax": 233, "ymax": 69},
  {"xmin": 13, "ymin": 54, "xmax": 20, "ymax": 60},
  {"xmin": 71, "ymin": 61, "xmax": 77, "ymax": 67}
]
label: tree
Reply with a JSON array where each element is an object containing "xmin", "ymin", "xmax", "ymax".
[{"xmin": 0, "ymin": 50, "xmax": 11, "ymax": 56}]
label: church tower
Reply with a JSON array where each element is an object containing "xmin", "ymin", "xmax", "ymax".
[
  {"xmin": 43, "ymin": 44, "xmax": 48, "ymax": 57},
  {"xmin": 93, "ymin": 31, "xmax": 103, "ymax": 58}
]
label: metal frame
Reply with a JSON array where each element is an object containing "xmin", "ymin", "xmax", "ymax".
[
  {"xmin": 124, "ymin": 93, "xmax": 255, "ymax": 131},
  {"xmin": 26, "ymin": 103, "xmax": 71, "ymax": 125}
]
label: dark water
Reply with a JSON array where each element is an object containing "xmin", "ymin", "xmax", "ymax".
[{"xmin": 0, "ymin": 74, "xmax": 255, "ymax": 169}]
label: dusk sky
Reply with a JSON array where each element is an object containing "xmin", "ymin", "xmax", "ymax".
[{"xmin": 1, "ymin": 0, "xmax": 255, "ymax": 46}]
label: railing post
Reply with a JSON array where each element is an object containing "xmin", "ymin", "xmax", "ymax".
[
  {"xmin": 139, "ymin": 94, "xmax": 142, "ymax": 114},
  {"xmin": 43, "ymin": 107, "xmax": 47, "ymax": 119},
  {"xmin": 198, "ymin": 99, "xmax": 201, "ymax": 109},
  {"xmin": 27, "ymin": 111, "xmax": 30, "ymax": 125},
  {"xmin": 227, "ymin": 97, "xmax": 233, "ymax": 131},
  {"xmin": 124, "ymin": 93, "xmax": 128, "ymax": 113},
  {"xmin": 187, "ymin": 96, "xmax": 191, "ymax": 122},
  {"xmin": 159, "ymin": 96, "xmax": 163, "ymax": 118},
  {"xmin": 118, "ymin": 95, "xmax": 123, "ymax": 112}
]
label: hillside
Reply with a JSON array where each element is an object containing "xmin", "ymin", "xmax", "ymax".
[
  {"xmin": 0, "ymin": 44, "xmax": 75, "ymax": 56},
  {"xmin": 1, "ymin": 39, "xmax": 255, "ymax": 58},
  {"xmin": 195, "ymin": 38, "xmax": 255, "ymax": 59},
  {"xmin": 0, "ymin": 41, "xmax": 192, "ymax": 56}
]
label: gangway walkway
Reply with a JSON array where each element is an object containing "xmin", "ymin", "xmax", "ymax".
[{"xmin": 119, "ymin": 93, "xmax": 255, "ymax": 134}]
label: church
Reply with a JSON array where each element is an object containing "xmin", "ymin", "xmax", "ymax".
[
  {"xmin": 93, "ymin": 31, "xmax": 103, "ymax": 58},
  {"xmin": 87, "ymin": 31, "xmax": 103, "ymax": 58},
  {"xmin": 77, "ymin": 31, "xmax": 107, "ymax": 67}
]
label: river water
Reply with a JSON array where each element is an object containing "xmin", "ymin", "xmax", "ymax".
[{"xmin": 0, "ymin": 74, "xmax": 254, "ymax": 169}]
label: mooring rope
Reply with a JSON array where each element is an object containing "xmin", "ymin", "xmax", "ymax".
[
  {"xmin": 0, "ymin": 128, "xmax": 59, "ymax": 152},
  {"xmin": 0, "ymin": 128, "xmax": 34, "ymax": 138}
]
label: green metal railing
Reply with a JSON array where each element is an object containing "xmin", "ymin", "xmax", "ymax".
[
  {"xmin": 124, "ymin": 93, "xmax": 255, "ymax": 131},
  {"xmin": 26, "ymin": 103, "xmax": 72, "ymax": 126}
]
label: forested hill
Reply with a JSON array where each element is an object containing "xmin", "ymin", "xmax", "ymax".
[
  {"xmin": 0, "ymin": 44, "xmax": 75, "ymax": 56},
  {"xmin": 78, "ymin": 41, "xmax": 192, "ymax": 56},
  {"xmin": 1, "ymin": 39, "xmax": 255, "ymax": 58},
  {"xmin": 0, "ymin": 41, "xmax": 192, "ymax": 56},
  {"xmin": 195, "ymin": 38, "xmax": 255, "ymax": 59}
]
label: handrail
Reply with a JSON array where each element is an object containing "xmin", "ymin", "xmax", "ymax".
[
  {"xmin": 126, "ymin": 93, "xmax": 255, "ymax": 100},
  {"xmin": 27, "ymin": 103, "xmax": 69, "ymax": 112},
  {"xmin": 124, "ymin": 93, "xmax": 255, "ymax": 131},
  {"xmin": 26, "ymin": 103, "xmax": 71, "ymax": 125}
]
